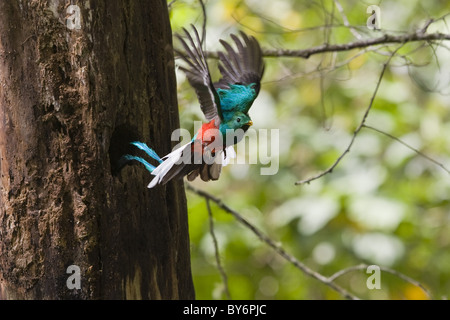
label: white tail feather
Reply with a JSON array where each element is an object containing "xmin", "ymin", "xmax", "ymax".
[
  {"xmin": 147, "ymin": 143, "xmax": 189, "ymax": 188},
  {"xmin": 147, "ymin": 143, "xmax": 234, "ymax": 188},
  {"xmin": 222, "ymin": 146, "xmax": 236, "ymax": 167}
]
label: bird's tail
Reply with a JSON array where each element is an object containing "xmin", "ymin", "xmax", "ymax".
[
  {"xmin": 119, "ymin": 154, "xmax": 156, "ymax": 173},
  {"xmin": 118, "ymin": 141, "xmax": 163, "ymax": 173},
  {"xmin": 129, "ymin": 141, "xmax": 163, "ymax": 164},
  {"xmin": 119, "ymin": 141, "xmax": 235, "ymax": 188},
  {"xmin": 147, "ymin": 143, "xmax": 189, "ymax": 188},
  {"xmin": 119, "ymin": 140, "xmax": 196, "ymax": 188},
  {"xmin": 147, "ymin": 141, "xmax": 229, "ymax": 188}
]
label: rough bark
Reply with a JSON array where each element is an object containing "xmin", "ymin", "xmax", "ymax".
[{"xmin": 0, "ymin": 0, "xmax": 194, "ymax": 299}]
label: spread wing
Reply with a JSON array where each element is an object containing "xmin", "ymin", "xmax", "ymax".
[
  {"xmin": 215, "ymin": 31, "xmax": 265, "ymax": 96},
  {"xmin": 175, "ymin": 25, "xmax": 223, "ymax": 122}
]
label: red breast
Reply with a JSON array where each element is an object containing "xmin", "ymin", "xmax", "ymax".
[{"xmin": 193, "ymin": 119, "xmax": 223, "ymax": 154}]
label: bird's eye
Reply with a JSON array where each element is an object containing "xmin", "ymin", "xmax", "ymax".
[{"xmin": 236, "ymin": 118, "xmax": 241, "ymax": 123}]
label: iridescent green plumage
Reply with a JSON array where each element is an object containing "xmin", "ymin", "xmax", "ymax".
[
  {"xmin": 217, "ymin": 84, "xmax": 258, "ymax": 122},
  {"xmin": 175, "ymin": 25, "xmax": 265, "ymax": 124}
]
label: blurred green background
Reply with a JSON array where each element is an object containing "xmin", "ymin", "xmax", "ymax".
[{"xmin": 168, "ymin": 0, "xmax": 450, "ymax": 299}]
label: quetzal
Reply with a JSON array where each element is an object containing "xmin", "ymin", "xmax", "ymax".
[{"xmin": 120, "ymin": 25, "xmax": 264, "ymax": 188}]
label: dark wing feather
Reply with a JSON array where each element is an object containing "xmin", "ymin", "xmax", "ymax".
[
  {"xmin": 175, "ymin": 25, "xmax": 222, "ymax": 121},
  {"xmin": 157, "ymin": 145, "xmax": 222, "ymax": 184},
  {"xmin": 215, "ymin": 31, "xmax": 265, "ymax": 94}
]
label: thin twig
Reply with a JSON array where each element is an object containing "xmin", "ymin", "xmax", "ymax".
[
  {"xmin": 186, "ymin": 183, "xmax": 361, "ymax": 300},
  {"xmin": 199, "ymin": 0, "xmax": 207, "ymax": 46},
  {"xmin": 264, "ymin": 45, "xmax": 387, "ymax": 85},
  {"xmin": 419, "ymin": 19, "xmax": 434, "ymax": 34},
  {"xmin": 205, "ymin": 198, "xmax": 231, "ymax": 300},
  {"xmin": 363, "ymin": 124, "xmax": 450, "ymax": 175},
  {"xmin": 328, "ymin": 263, "xmax": 433, "ymax": 299},
  {"xmin": 167, "ymin": 0, "xmax": 177, "ymax": 9},
  {"xmin": 333, "ymin": 0, "xmax": 363, "ymax": 40},
  {"xmin": 295, "ymin": 45, "xmax": 402, "ymax": 185}
]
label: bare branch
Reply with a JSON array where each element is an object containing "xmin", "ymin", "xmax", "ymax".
[
  {"xmin": 200, "ymin": 32, "xmax": 450, "ymax": 60},
  {"xmin": 295, "ymin": 46, "xmax": 402, "ymax": 185},
  {"xmin": 186, "ymin": 183, "xmax": 361, "ymax": 300},
  {"xmin": 262, "ymin": 32, "xmax": 450, "ymax": 58},
  {"xmin": 264, "ymin": 45, "xmax": 388, "ymax": 84},
  {"xmin": 187, "ymin": 184, "xmax": 434, "ymax": 300}
]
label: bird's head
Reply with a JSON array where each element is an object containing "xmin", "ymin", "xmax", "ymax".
[
  {"xmin": 219, "ymin": 112, "xmax": 253, "ymax": 146},
  {"xmin": 230, "ymin": 112, "xmax": 253, "ymax": 132}
]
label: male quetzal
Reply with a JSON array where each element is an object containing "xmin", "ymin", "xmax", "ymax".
[{"xmin": 120, "ymin": 25, "xmax": 264, "ymax": 188}]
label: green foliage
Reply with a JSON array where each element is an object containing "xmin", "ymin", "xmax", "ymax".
[{"xmin": 169, "ymin": 0, "xmax": 450, "ymax": 300}]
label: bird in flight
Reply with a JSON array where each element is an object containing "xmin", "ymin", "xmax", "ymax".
[{"xmin": 120, "ymin": 25, "xmax": 264, "ymax": 188}]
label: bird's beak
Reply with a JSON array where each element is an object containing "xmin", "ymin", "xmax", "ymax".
[{"xmin": 246, "ymin": 120, "xmax": 253, "ymax": 127}]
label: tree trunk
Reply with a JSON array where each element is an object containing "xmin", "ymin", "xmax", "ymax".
[{"xmin": 0, "ymin": 0, "xmax": 194, "ymax": 299}]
